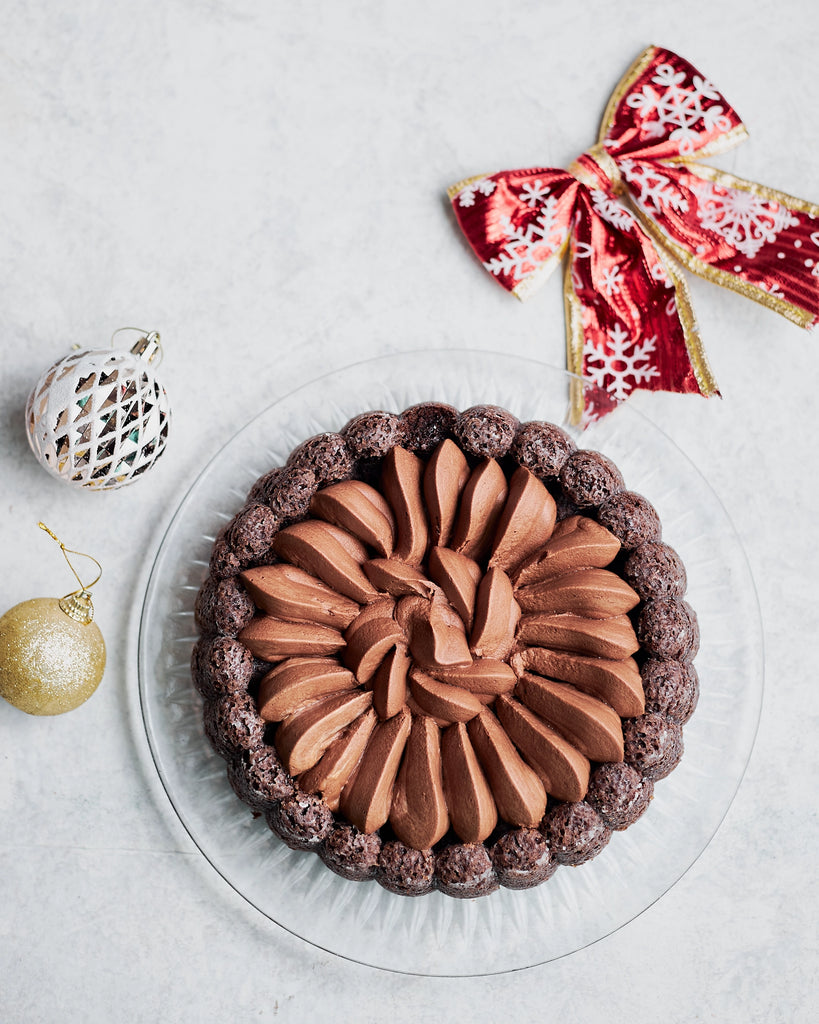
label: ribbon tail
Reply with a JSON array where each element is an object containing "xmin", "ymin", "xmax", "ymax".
[
  {"xmin": 623, "ymin": 159, "xmax": 819, "ymax": 327},
  {"xmin": 565, "ymin": 190, "xmax": 718, "ymax": 426}
]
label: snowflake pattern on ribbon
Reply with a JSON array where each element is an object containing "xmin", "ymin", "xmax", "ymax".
[
  {"xmin": 584, "ymin": 325, "xmax": 661, "ymax": 401},
  {"xmin": 620, "ymin": 159, "xmax": 689, "ymax": 214},
  {"xmin": 482, "ymin": 194, "xmax": 568, "ymax": 284},
  {"xmin": 624, "ymin": 62, "xmax": 732, "ymax": 155},
  {"xmin": 691, "ymin": 180, "xmax": 800, "ymax": 258},
  {"xmin": 456, "ymin": 178, "xmax": 497, "ymax": 208},
  {"xmin": 589, "ymin": 190, "xmax": 636, "ymax": 232}
]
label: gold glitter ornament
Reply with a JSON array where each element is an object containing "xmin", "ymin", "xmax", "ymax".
[{"xmin": 0, "ymin": 525, "xmax": 106, "ymax": 716}]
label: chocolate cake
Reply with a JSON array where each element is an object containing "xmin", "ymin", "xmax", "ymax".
[{"xmin": 192, "ymin": 403, "xmax": 699, "ymax": 898}]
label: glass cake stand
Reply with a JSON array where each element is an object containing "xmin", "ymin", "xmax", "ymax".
[{"xmin": 137, "ymin": 351, "xmax": 763, "ymax": 976}]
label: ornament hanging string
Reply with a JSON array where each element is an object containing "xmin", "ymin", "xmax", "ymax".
[
  {"xmin": 110, "ymin": 327, "xmax": 164, "ymax": 367},
  {"xmin": 448, "ymin": 44, "xmax": 819, "ymax": 424},
  {"xmin": 38, "ymin": 523, "xmax": 102, "ymax": 623}
]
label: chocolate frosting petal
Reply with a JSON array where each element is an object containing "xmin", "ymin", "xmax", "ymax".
[
  {"xmin": 239, "ymin": 616, "xmax": 346, "ymax": 661},
  {"xmin": 409, "ymin": 667, "xmax": 485, "ymax": 723},
  {"xmin": 517, "ymin": 612, "xmax": 639, "ymax": 659},
  {"xmin": 390, "ymin": 716, "xmax": 450, "ymax": 850},
  {"xmin": 257, "ymin": 657, "xmax": 357, "ymax": 721},
  {"xmin": 371, "ymin": 644, "xmax": 411, "ymax": 720},
  {"xmin": 363, "ymin": 558, "xmax": 436, "ymax": 598},
  {"xmin": 441, "ymin": 722, "xmax": 498, "ymax": 843},
  {"xmin": 310, "ymin": 480, "xmax": 396, "ymax": 557},
  {"xmin": 451, "ymin": 459, "xmax": 508, "ymax": 562},
  {"xmin": 494, "ymin": 694, "xmax": 590, "ymax": 803},
  {"xmin": 470, "ymin": 567, "xmax": 520, "ymax": 661},
  {"xmin": 516, "ymin": 567, "xmax": 640, "ymax": 618},
  {"xmin": 515, "ymin": 673, "xmax": 624, "ymax": 763},
  {"xmin": 298, "ymin": 708, "xmax": 378, "ymax": 811},
  {"xmin": 489, "ymin": 466, "xmax": 557, "ymax": 573},
  {"xmin": 340, "ymin": 707, "xmax": 412, "ymax": 833},
  {"xmin": 514, "ymin": 516, "xmax": 621, "ymax": 586},
  {"xmin": 514, "ymin": 648, "xmax": 645, "ymax": 718},
  {"xmin": 276, "ymin": 689, "xmax": 374, "ymax": 775},
  {"xmin": 427, "ymin": 546, "xmax": 481, "ymax": 630},
  {"xmin": 381, "ymin": 447, "xmax": 429, "ymax": 565},
  {"xmin": 273, "ymin": 521, "xmax": 380, "ymax": 604},
  {"xmin": 423, "ymin": 438, "xmax": 470, "ymax": 547},
  {"xmin": 467, "ymin": 706, "xmax": 548, "ymax": 828},
  {"xmin": 240, "ymin": 564, "xmax": 360, "ymax": 629},
  {"xmin": 430, "ymin": 659, "xmax": 517, "ymax": 696}
]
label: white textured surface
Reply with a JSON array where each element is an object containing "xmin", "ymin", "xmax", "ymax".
[{"xmin": 0, "ymin": 1, "xmax": 817, "ymax": 1021}]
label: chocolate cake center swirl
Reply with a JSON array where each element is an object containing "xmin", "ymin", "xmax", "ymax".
[{"xmin": 237, "ymin": 442, "xmax": 644, "ymax": 851}]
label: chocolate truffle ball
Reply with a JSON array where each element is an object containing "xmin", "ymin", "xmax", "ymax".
[
  {"xmin": 203, "ymin": 692, "xmax": 265, "ymax": 761},
  {"xmin": 208, "ymin": 529, "xmax": 242, "ymax": 580},
  {"xmin": 195, "ymin": 576, "xmax": 256, "ymax": 637},
  {"xmin": 541, "ymin": 802, "xmax": 612, "ymax": 866},
  {"xmin": 511, "ymin": 421, "xmax": 576, "ymax": 478},
  {"xmin": 226, "ymin": 742, "xmax": 294, "ymax": 810},
  {"xmin": 266, "ymin": 789, "xmax": 334, "ymax": 850},
  {"xmin": 321, "ymin": 824, "xmax": 382, "ymax": 881},
  {"xmin": 435, "ymin": 842, "xmax": 499, "ymax": 899},
  {"xmin": 377, "ymin": 841, "xmax": 437, "ymax": 897},
  {"xmin": 638, "ymin": 599, "xmax": 699, "ymax": 661},
  {"xmin": 400, "ymin": 402, "xmax": 458, "ymax": 455},
  {"xmin": 624, "ymin": 541, "xmax": 687, "ymax": 601},
  {"xmin": 213, "ymin": 578, "xmax": 256, "ymax": 637},
  {"xmin": 266, "ymin": 465, "xmax": 319, "ymax": 523},
  {"xmin": 192, "ymin": 635, "xmax": 254, "ymax": 699},
  {"xmin": 246, "ymin": 467, "xmax": 284, "ymax": 507},
  {"xmin": 226, "ymin": 503, "xmax": 280, "ymax": 565},
  {"xmin": 342, "ymin": 410, "xmax": 404, "ymax": 460},
  {"xmin": 586, "ymin": 762, "xmax": 654, "ymax": 830},
  {"xmin": 623, "ymin": 713, "xmax": 684, "ymax": 781},
  {"xmin": 491, "ymin": 828, "xmax": 557, "ymax": 890},
  {"xmin": 559, "ymin": 450, "xmax": 624, "ymax": 508},
  {"xmin": 454, "ymin": 404, "xmax": 519, "ymax": 459},
  {"xmin": 596, "ymin": 491, "xmax": 661, "ymax": 550},
  {"xmin": 641, "ymin": 658, "xmax": 699, "ymax": 724},
  {"xmin": 286, "ymin": 432, "xmax": 354, "ymax": 486}
]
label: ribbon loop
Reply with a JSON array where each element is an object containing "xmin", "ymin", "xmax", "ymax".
[{"xmin": 449, "ymin": 45, "xmax": 819, "ymax": 423}]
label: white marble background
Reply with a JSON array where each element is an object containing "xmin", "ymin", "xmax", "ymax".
[{"xmin": 1, "ymin": 1, "xmax": 817, "ymax": 1020}]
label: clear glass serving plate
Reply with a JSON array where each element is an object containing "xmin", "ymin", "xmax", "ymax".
[{"xmin": 137, "ymin": 350, "xmax": 763, "ymax": 976}]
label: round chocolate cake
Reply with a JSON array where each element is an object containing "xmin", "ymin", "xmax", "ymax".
[{"xmin": 192, "ymin": 403, "xmax": 699, "ymax": 898}]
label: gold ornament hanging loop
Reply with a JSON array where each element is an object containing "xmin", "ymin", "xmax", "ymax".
[{"xmin": 38, "ymin": 522, "xmax": 102, "ymax": 625}]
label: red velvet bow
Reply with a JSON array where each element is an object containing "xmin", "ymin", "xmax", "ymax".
[{"xmin": 449, "ymin": 45, "xmax": 819, "ymax": 422}]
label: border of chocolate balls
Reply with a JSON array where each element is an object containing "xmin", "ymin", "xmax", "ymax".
[{"xmin": 192, "ymin": 403, "xmax": 700, "ymax": 899}]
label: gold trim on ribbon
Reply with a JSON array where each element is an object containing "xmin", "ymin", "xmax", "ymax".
[
  {"xmin": 447, "ymin": 174, "xmax": 491, "ymax": 202},
  {"xmin": 684, "ymin": 123, "xmax": 749, "ymax": 161},
  {"xmin": 634, "ymin": 163, "xmax": 819, "ymax": 327},
  {"xmin": 597, "ymin": 45, "xmax": 659, "ymax": 144},
  {"xmin": 660, "ymin": 257, "xmax": 720, "ymax": 398},
  {"xmin": 562, "ymin": 262, "xmax": 588, "ymax": 424}
]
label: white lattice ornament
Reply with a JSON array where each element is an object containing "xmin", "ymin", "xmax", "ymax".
[{"xmin": 25, "ymin": 332, "xmax": 171, "ymax": 490}]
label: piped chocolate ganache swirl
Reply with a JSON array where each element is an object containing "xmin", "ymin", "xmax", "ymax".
[{"xmin": 193, "ymin": 404, "xmax": 699, "ymax": 898}]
